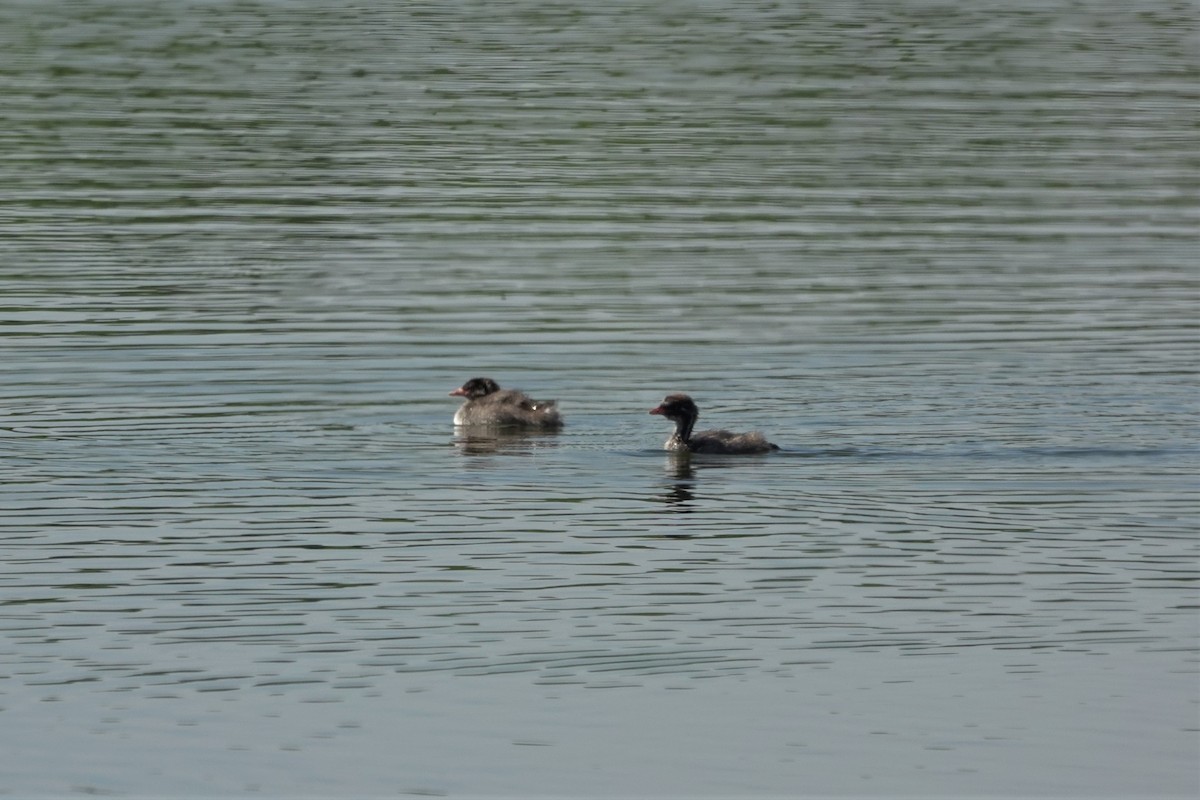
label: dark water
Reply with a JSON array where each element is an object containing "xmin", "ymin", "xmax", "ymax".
[{"xmin": 1, "ymin": 0, "xmax": 1197, "ymax": 796}]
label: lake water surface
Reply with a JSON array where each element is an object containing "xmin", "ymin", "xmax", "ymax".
[{"xmin": 1, "ymin": 0, "xmax": 1197, "ymax": 796}]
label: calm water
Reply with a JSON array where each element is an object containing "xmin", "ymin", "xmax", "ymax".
[{"xmin": 2, "ymin": 0, "xmax": 1198, "ymax": 796}]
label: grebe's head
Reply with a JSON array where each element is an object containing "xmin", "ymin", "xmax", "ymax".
[
  {"xmin": 649, "ymin": 393, "xmax": 699, "ymax": 421},
  {"xmin": 450, "ymin": 377, "xmax": 501, "ymax": 399}
]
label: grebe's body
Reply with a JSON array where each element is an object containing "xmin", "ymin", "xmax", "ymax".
[
  {"xmin": 650, "ymin": 393, "xmax": 777, "ymax": 454},
  {"xmin": 450, "ymin": 378, "xmax": 562, "ymax": 429}
]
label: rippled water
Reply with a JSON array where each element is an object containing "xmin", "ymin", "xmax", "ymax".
[{"xmin": 2, "ymin": 0, "xmax": 1197, "ymax": 796}]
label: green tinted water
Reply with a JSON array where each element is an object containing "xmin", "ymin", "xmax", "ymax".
[{"xmin": 1, "ymin": 0, "xmax": 1196, "ymax": 795}]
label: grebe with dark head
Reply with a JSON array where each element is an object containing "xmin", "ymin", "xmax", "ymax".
[
  {"xmin": 449, "ymin": 377, "xmax": 563, "ymax": 429},
  {"xmin": 649, "ymin": 393, "xmax": 778, "ymax": 454}
]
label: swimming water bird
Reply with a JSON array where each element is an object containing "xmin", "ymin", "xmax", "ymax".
[
  {"xmin": 649, "ymin": 393, "xmax": 778, "ymax": 454},
  {"xmin": 449, "ymin": 377, "xmax": 563, "ymax": 428}
]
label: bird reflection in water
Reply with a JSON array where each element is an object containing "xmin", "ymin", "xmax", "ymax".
[
  {"xmin": 452, "ymin": 428, "xmax": 561, "ymax": 456},
  {"xmin": 661, "ymin": 454, "xmax": 697, "ymax": 512}
]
